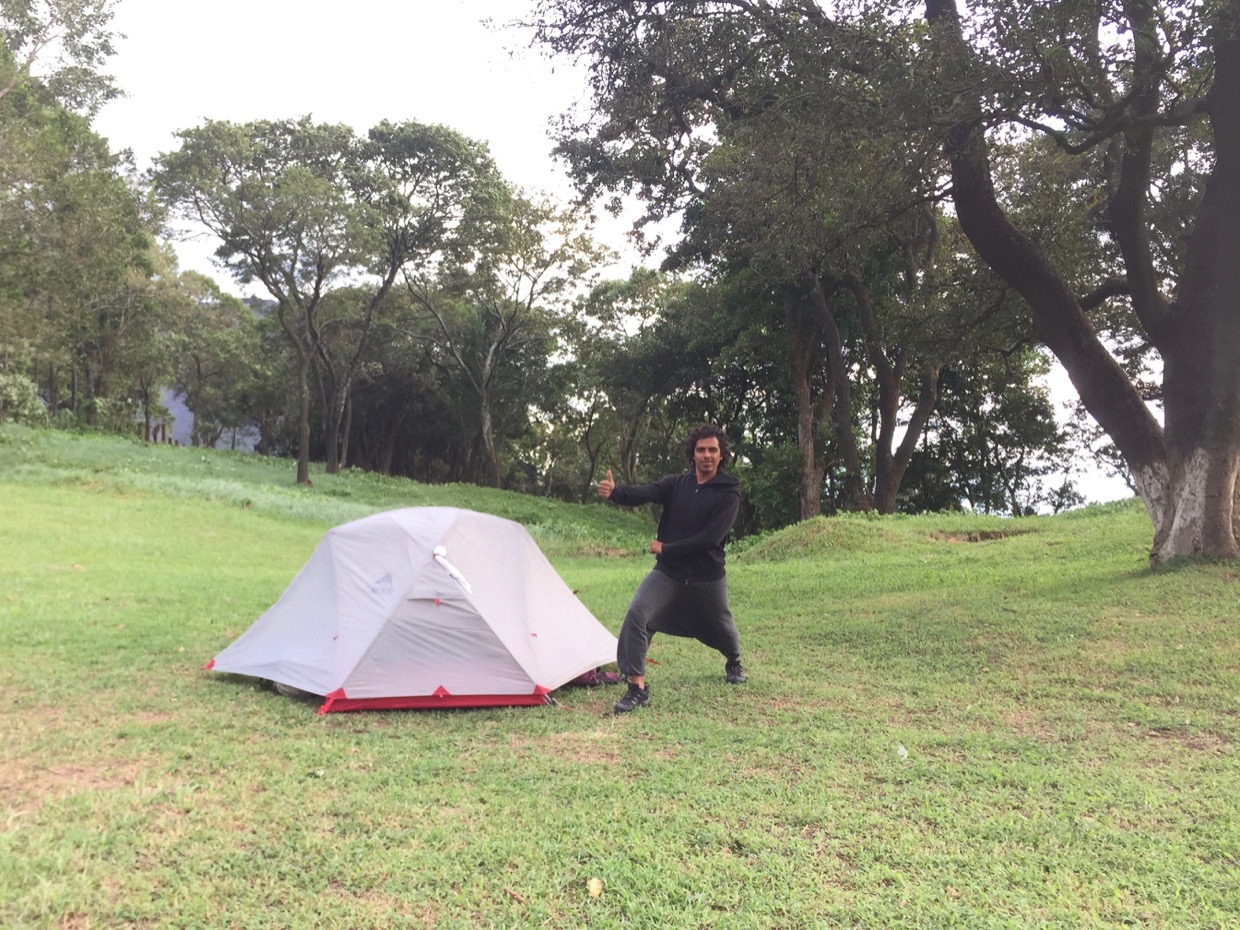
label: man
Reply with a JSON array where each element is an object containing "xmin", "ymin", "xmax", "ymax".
[{"xmin": 597, "ymin": 423, "xmax": 746, "ymax": 714}]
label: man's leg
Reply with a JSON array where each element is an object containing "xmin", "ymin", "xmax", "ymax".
[
  {"xmin": 615, "ymin": 571, "xmax": 679, "ymax": 709},
  {"xmin": 687, "ymin": 578, "xmax": 745, "ymax": 682}
]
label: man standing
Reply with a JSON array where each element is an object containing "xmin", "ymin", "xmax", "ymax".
[{"xmin": 597, "ymin": 423, "xmax": 746, "ymax": 714}]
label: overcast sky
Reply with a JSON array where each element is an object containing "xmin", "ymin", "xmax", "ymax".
[{"xmin": 93, "ymin": 0, "xmax": 608, "ymax": 282}]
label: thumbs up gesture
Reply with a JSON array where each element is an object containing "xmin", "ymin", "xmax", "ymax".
[{"xmin": 597, "ymin": 469, "xmax": 615, "ymax": 499}]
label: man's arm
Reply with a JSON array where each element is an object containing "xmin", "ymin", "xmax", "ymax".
[{"xmin": 598, "ymin": 470, "xmax": 671, "ymax": 508}]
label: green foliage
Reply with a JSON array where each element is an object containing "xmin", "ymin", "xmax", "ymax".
[
  {"xmin": 0, "ymin": 0, "xmax": 121, "ymax": 114},
  {"xmin": 734, "ymin": 441, "xmax": 804, "ymax": 532},
  {"xmin": 0, "ymin": 369, "xmax": 45, "ymax": 424},
  {"xmin": 0, "ymin": 41, "xmax": 169, "ymax": 434},
  {"xmin": 7, "ymin": 427, "xmax": 1240, "ymax": 929},
  {"xmin": 152, "ymin": 116, "xmax": 525, "ymax": 479},
  {"xmin": 168, "ymin": 272, "xmax": 265, "ymax": 448}
]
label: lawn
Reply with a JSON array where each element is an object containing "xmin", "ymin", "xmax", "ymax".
[{"xmin": 1, "ymin": 427, "xmax": 1237, "ymax": 929}]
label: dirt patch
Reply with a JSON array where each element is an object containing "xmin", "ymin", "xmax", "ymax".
[
  {"xmin": 576, "ymin": 543, "xmax": 636, "ymax": 558},
  {"xmin": 0, "ymin": 755, "xmax": 151, "ymax": 817},
  {"xmin": 932, "ymin": 530, "xmax": 1027, "ymax": 543},
  {"xmin": 323, "ymin": 879, "xmax": 437, "ymax": 923},
  {"xmin": 508, "ymin": 727, "xmax": 623, "ymax": 764},
  {"xmin": 997, "ymin": 708, "xmax": 1071, "ymax": 744},
  {"xmin": 1140, "ymin": 725, "xmax": 1230, "ymax": 752}
]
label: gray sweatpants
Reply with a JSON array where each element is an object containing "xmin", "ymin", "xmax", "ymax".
[{"xmin": 616, "ymin": 570, "xmax": 741, "ymax": 678}]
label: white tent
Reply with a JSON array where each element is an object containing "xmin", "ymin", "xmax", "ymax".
[{"xmin": 207, "ymin": 507, "xmax": 618, "ymax": 713}]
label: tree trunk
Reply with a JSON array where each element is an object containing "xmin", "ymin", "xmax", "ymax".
[
  {"xmin": 340, "ymin": 389, "xmax": 354, "ymax": 470},
  {"xmin": 47, "ymin": 363, "xmax": 58, "ymax": 414},
  {"xmin": 787, "ymin": 301, "xmax": 825, "ymax": 520},
  {"xmin": 479, "ymin": 390, "xmax": 501, "ymax": 488},
  {"xmin": 618, "ymin": 416, "xmax": 644, "ymax": 485},
  {"xmin": 83, "ymin": 361, "xmax": 99, "ymax": 427},
  {"xmin": 378, "ymin": 402, "xmax": 409, "ymax": 477},
  {"xmin": 843, "ymin": 273, "xmax": 942, "ymax": 514},
  {"xmin": 579, "ymin": 412, "xmax": 608, "ymax": 503},
  {"xmin": 324, "ymin": 381, "xmax": 346, "ymax": 475},
  {"xmin": 1152, "ymin": 36, "xmax": 1240, "ymax": 562},
  {"xmin": 806, "ymin": 274, "xmax": 870, "ymax": 511},
  {"xmin": 295, "ymin": 351, "xmax": 313, "ymax": 486},
  {"xmin": 874, "ymin": 364, "xmax": 940, "ymax": 515},
  {"xmin": 926, "ymin": 2, "xmax": 1240, "ymax": 564}
]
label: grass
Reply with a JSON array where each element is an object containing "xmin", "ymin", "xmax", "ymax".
[{"xmin": 2, "ymin": 426, "xmax": 1238, "ymax": 929}]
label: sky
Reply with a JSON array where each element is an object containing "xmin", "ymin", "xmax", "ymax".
[
  {"xmin": 88, "ymin": 0, "xmax": 1133, "ymax": 505},
  {"xmin": 93, "ymin": 0, "xmax": 606, "ymax": 282}
]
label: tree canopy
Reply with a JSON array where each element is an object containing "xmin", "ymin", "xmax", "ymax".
[
  {"xmin": 152, "ymin": 117, "xmax": 506, "ymax": 484},
  {"xmin": 531, "ymin": 0, "xmax": 1237, "ymax": 563},
  {"xmin": 2, "ymin": 2, "xmax": 1157, "ymax": 534}
]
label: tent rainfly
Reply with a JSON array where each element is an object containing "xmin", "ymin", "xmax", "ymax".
[{"xmin": 206, "ymin": 507, "xmax": 618, "ymax": 713}]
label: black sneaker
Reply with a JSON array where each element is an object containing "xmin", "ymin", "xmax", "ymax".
[
  {"xmin": 725, "ymin": 660, "xmax": 747, "ymax": 684},
  {"xmin": 614, "ymin": 682, "xmax": 650, "ymax": 713}
]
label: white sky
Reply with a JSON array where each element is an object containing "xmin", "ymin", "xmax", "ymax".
[
  {"xmin": 93, "ymin": 0, "xmax": 617, "ymax": 284},
  {"xmin": 89, "ymin": 0, "xmax": 1132, "ymax": 505}
]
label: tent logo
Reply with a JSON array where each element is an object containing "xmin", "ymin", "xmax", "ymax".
[{"xmin": 369, "ymin": 572, "xmax": 394, "ymax": 599}]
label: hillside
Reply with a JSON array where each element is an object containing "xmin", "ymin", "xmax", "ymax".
[
  {"xmin": 2, "ymin": 424, "xmax": 1237, "ymax": 930},
  {"xmin": 0, "ymin": 425, "xmax": 654, "ymax": 557}
]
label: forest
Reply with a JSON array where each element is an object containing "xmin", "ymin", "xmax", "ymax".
[{"xmin": 2, "ymin": 1, "xmax": 1234, "ymax": 555}]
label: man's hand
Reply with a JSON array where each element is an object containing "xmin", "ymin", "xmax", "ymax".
[
  {"xmin": 648, "ymin": 540, "xmax": 663, "ymax": 555},
  {"xmin": 597, "ymin": 469, "xmax": 615, "ymax": 499}
]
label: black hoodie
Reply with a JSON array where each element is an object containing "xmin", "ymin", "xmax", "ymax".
[{"xmin": 608, "ymin": 469, "xmax": 741, "ymax": 582}]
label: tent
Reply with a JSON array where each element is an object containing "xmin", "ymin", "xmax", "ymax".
[{"xmin": 206, "ymin": 507, "xmax": 618, "ymax": 713}]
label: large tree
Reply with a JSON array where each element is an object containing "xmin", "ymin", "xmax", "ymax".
[
  {"xmin": 922, "ymin": 0, "xmax": 1236, "ymax": 564},
  {"xmin": 153, "ymin": 117, "xmax": 502, "ymax": 484},
  {"xmin": 533, "ymin": 0, "xmax": 1237, "ymax": 564}
]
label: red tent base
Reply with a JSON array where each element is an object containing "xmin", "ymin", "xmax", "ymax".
[{"xmin": 317, "ymin": 685, "xmax": 552, "ymax": 715}]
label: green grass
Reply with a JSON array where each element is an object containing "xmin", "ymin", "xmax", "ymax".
[{"xmin": 2, "ymin": 426, "xmax": 1238, "ymax": 929}]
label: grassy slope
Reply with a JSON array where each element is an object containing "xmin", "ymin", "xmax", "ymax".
[{"xmin": 1, "ymin": 427, "xmax": 1237, "ymax": 929}]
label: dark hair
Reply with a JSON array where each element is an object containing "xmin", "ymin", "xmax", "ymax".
[{"xmin": 684, "ymin": 423, "xmax": 729, "ymax": 465}]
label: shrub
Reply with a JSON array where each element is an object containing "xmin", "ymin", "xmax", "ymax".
[{"xmin": 0, "ymin": 371, "xmax": 47, "ymax": 426}]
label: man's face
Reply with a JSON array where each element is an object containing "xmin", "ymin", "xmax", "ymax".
[{"xmin": 694, "ymin": 437, "xmax": 721, "ymax": 480}]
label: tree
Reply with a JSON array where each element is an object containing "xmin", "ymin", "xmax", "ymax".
[
  {"xmin": 902, "ymin": 354, "xmax": 1074, "ymax": 516},
  {"xmin": 342, "ymin": 315, "xmax": 457, "ymax": 480},
  {"xmin": 1, "ymin": 2, "xmax": 148, "ymax": 424},
  {"xmin": 0, "ymin": 74, "xmax": 156, "ymax": 425},
  {"xmin": 574, "ymin": 269, "xmax": 684, "ymax": 483},
  {"xmin": 155, "ymin": 118, "xmax": 347, "ymax": 483},
  {"xmin": 1, "ymin": 0, "xmax": 119, "ymax": 113},
  {"xmin": 153, "ymin": 117, "xmax": 501, "ymax": 484},
  {"xmin": 534, "ymin": 2, "xmax": 962, "ymax": 515},
  {"xmin": 533, "ymin": 0, "xmax": 1239, "ymax": 564},
  {"xmin": 170, "ymin": 271, "xmax": 262, "ymax": 447},
  {"xmin": 401, "ymin": 192, "xmax": 604, "ymax": 487},
  {"xmin": 921, "ymin": 0, "xmax": 1235, "ymax": 563}
]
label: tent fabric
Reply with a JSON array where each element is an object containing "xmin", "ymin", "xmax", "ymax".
[{"xmin": 208, "ymin": 507, "xmax": 618, "ymax": 713}]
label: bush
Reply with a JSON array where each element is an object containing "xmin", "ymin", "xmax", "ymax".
[
  {"xmin": 0, "ymin": 371, "xmax": 47, "ymax": 426},
  {"xmin": 90, "ymin": 395, "xmax": 143, "ymax": 436}
]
